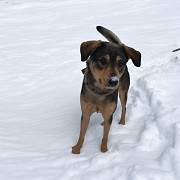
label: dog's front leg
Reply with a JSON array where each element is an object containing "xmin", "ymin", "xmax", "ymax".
[
  {"xmin": 72, "ymin": 113, "xmax": 91, "ymax": 154},
  {"xmin": 72, "ymin": 98, "xmax": 95, "ymax": 154},
  {"xmin": 101, "ymin": 114, "xmax": 113, "ymax": 153}
]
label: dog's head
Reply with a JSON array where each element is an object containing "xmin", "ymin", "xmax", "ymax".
[{"xmin": 80, "ymin": 26, "xmax": 141, "ymax": 90}]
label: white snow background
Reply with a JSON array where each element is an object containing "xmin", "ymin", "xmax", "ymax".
[{"xmin": 0, "ymin": 0, "xmax": 180, "ymax": 179}]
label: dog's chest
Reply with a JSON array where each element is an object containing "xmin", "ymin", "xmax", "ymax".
[
  {"xmin": 86, "ymin": 91, "xmax": 107, "ymax": 105},
  {"xmin": 96, "ymin": 106, "xmax": 100, "ymax": 113},
  {"xmin": 84, "ymin": 92, "xmax": 116, "ymax": 114}
]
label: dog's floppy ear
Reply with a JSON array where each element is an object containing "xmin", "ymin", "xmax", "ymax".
[
  {"xmin": 124, "ymin": 45, "xmax": 141, "ymax": 67},
  {"xmin": 80, "ymin": 40, "xmax": 102, "ymax": 61}
]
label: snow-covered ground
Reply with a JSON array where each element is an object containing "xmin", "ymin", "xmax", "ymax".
[{"xmin": 0, "ymin": 0, "xmax": 180, "ymax": 179}]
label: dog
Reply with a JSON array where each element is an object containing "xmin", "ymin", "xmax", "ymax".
[{"xmin": 72, "ymin": 26, "xmax": 141, "ymax": 154}]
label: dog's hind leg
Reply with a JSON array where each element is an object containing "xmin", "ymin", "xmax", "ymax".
[
  {"xmin": 118, "ymin": 69, "xmax": 130, "ymax": 125},
  {"xmin": 119, "ymin": 89, "xmax": 127, "ymax": 125}
]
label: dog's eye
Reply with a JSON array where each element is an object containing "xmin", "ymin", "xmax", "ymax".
[
  {"xmin": 118, "ymin": 61, "xmax": 124, "ymax": 67},
  {"xmin": 99, "ymin": 58, "xmax": 107, "ymax": 65}
]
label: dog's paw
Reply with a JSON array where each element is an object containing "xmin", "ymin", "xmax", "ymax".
[
  {"xmin": 119, "ymin": 120, "xmax": 125, "ymax": 125},
  {"xmin": 101, "ymin": 144, "xmax": 108, "ymax": 153},
  {"xmin": 101, "ymin": 147, "xmax": 108, "ymax": 153},
  {"xmin": 72, "ymin": 146, "xmax": 81, "ymax": 154}
]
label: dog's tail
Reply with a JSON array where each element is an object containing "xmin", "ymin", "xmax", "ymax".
[{"xmin": 96, "ymin": 26, "xmax": 122, "ymax": 45}]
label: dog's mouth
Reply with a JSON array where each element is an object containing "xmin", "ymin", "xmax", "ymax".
[
  {"xmin": 99, "ymin": 78, "xmax": 119, "ymax": 90},
  {"xmin": 105, "ymin": 85, "xmax": 118, "ymax": 89}
]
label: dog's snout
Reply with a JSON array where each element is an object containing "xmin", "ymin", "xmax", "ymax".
[{"xmin": 108, "ymin": 76, "xmax": 119, "ymax": 87}]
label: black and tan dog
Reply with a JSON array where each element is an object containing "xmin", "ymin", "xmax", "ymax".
[{"xmin": 72, "ymin": 26, "xmax": 141, "ymax": 154}]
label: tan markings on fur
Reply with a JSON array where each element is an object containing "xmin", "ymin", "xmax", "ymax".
[
  {"xmin": 94, "ymin": 54, "xmax": 111, "ymax": 87},
  {"xmin": 116, "ymin": 55, "xmax": 121, "ymax": 62},
  {"xmin": 114, "ymin": 56, "xmax": 126, "ymax": 79},
  {"xmin": 103, "ymin": 54, "xmax": 110, "ymax": 64},
  {"xmin": 72, "ymin": 93, "xmax": 117, "ymax": 154},
  {"xmin": 101, "ymin": 120, "xmax": 111, "ymax": 152},
  {"xmin": 72, "ymin": 95, "xmax": 96, "ymax": 154},
  {"xmin": 100, "ymin": 102, "xmax": 116, "ymax": 152},
  {"xmin": 82, "ymin": 85, "xmax": 113, "ymax": 107},
  {"xmin": 118, "ymin": 69, "xmax": 130, "ymax": 125},
  {"xmin": 88, "ymin": 55, "xmax": 112, "ymax": 87},
  {"xmin": 115, "ymin": 66, "xmax": 126, "ymax": 80},
  {"xmin": 118, "ymin": 88, "xmax": 126, "ymax": 125},
  {"xmin": 88, "ymin": 54, "xmax": 127, "ymax": 91},
  {"xmin": 98, "ymin": 102, "xmax": 116, "ymax": 116},
  {"xmin": 81, "ymin": 68, "xmax": 87, "ymax": 74}
]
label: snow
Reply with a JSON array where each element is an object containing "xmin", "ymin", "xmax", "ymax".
[{"xmin": 0, "ymin": 0, "xmax": 180, "ymax": 179}]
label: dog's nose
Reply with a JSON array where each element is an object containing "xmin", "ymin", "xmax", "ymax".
[{"xmin": 108, "ymin": 77, "xmax": 119, "ymax": 87}]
